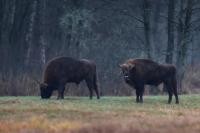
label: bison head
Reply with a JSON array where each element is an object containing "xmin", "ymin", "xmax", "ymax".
[
  {"xmin": 119, "ymin": 63, "xmax": 135, "ymax": 82},
  {"xmin": 40, "ymin": 83, "xmax": 53, "ymax": 99}
]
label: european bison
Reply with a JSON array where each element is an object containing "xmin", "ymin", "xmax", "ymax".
[
  {"xmin": 119, "ymin": 58, "xmax": 179, "ymax": 104},
  {"xmin": 40, "ymin": 57, "xmax": 100, "ymax": 99}
]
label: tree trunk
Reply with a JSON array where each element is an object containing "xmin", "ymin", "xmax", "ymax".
[
  {"xmin": 166, "ymin": 0, "xmax": 175, "ymax": 63},
  {"xmin": 25, "ymin": 0, "xmax": 37, "ymax": 71},
  {"xmin": 1, "ymin": 0, "xmax": 16, "ymax": 73},
  {"xmin": 143, "ymin": 0, "xmax": 152, "ymax": 59},
  {"xmin": 152, "ymin": 0, "xmax": 161, "ymax": 60},
  {"xmin": 40, "ymin": 0, "xmax": 46, "ymax": 66},
  {"xmin": 33, "ymin": 0, "xmax": 47, "ymax": 68},
  {"xmin": 176, "ymin": 0, "xmax": 193, "ymax": 92}
]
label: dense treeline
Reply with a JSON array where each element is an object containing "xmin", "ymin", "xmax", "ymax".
[{"xmin": 0, "ymin": 0, "xmax": 200, "ymax": 96}]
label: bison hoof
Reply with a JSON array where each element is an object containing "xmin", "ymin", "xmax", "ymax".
[
  {"xmin": 41, "ymin": 98, "xmax": 49, "ymax": 100},
  {"xmin": 57, "ymin": 97, "xmax": 64, "ymax": 100},
  {"xmin": 136, "ymin": 102, "xmax": 143, "ymax": 104}
]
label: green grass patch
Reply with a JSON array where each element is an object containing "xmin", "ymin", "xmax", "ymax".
[{"xmin": 1, "ymin": 95, "xmax": 200, "ymax": 132}]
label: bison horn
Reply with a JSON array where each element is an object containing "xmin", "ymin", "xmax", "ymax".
[
  {"xmin": 40, "ymin": 83, "xmax": 48, "ymax": 88},
  {"xmin": 119, "ymin": 64, "xmax": 128, "ymax": 68}
]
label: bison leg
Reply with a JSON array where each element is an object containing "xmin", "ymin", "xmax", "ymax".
[
  {"xmin": 165, "ymin": 83, "xmax": 173, "ymax": 104},
  {"xmin": 168, "ymin": 91, "xmax": 172, "ymax": 104},
  {"xmin": 135, "ymin": 84, "xmax": 144, "ymax": 103},
  {"xmin": 174, "ymin": 89, "xmax": 179, "ymax": 104},
  {"xmin": 86, "ymin": 76, "xmax": 100, "ymax": 100},
  {"xmin": 172, "ymin": 79, "xmax": 179, "ymax": 104},
  {"xmin": 136, "ymin": 89, "xmax": 140, "ymax": 103},
  {"xmin": 139, "ymin": 87, "xmax": 144, "ymax": 103},
  {"xmin": 93, "ymin": 78, "xmax": 100, "ymax": 99},
  {"xmin": 85, "ymin": 79, "xmax": 93, "ymax": 99},
  {"xmin": 139, "ymin": 91, "xmax": 144, "ymax": 103},
  {"xmin": 94, "ymin": 87, "xmax": 100, "ymax": 99},
  {"xmin": 57, "ymin": 86, "xmax": 65, "ymax": 100}
]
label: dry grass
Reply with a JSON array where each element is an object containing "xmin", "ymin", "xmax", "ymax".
[{"xmin": 1, "ymin": 95, "xmax": 200, "ymax": 133}]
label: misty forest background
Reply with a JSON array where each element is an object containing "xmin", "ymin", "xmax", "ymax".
[{"xmin": 0, "ymin": 0, "xmax": 200, "ymax": 96}]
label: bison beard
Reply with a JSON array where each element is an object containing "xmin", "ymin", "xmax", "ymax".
[
  {"xmin": 120, "ymin": 59, "xmax": 179, "ymax": 104},
  {"xmin": 40, "ymin": 57, "xmax": 100, "ymax": 100}
]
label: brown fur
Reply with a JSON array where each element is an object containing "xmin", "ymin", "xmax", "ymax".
[
  {"xmin": 120, "ymin": 58, "xmax": 179, "ymax": 104},
  {"xmin": 40, "ymin": 57, "xmax": 100, "ymax": 99}
]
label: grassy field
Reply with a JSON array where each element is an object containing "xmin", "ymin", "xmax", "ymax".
[{"xmin": 1, "ymin": 95, "xmax": 200, "ymax": 133}]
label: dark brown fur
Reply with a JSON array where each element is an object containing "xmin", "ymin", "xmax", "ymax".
[
  {"xmin": 40, "ymin": 57, "xmax": 100, "ymax": 99},
  {"xmin": 120, "ymin": 58, "xmax": 179, "ymax": 104}
]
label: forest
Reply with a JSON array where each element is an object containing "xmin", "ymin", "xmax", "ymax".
[{"xmin": 0, "ymin": 0, "xmax": 200, "ymax": 96}]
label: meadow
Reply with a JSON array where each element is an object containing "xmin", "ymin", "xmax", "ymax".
[{"xmin": 1, "ymin": 95, "xmax": 200, "ymax": 133}]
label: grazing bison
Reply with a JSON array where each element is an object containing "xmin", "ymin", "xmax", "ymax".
[
  {"xmin": 40, "ymin": 57, "xmax": 100, "ymax": 99},
  {"xmin": 119, "ymin": 59, "xmax": 179, "ymax": 104}
]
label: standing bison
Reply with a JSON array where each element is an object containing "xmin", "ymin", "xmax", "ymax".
[
  {"xmin": 119, "ymin": 58, "xmax": 179, "ymax": 104},
  {"xmin": 40, "ymin": 57, "xmax": 100, "ymax": 99}
]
